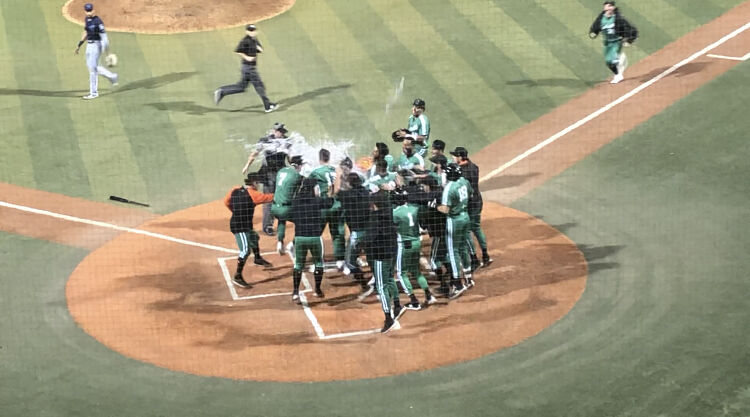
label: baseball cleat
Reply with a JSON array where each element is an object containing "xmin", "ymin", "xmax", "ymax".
[
  {"xmin": 111, "ymin": 74, "xmax": 119, "ymax": 87},
  {"xmin": 314, "ymin": 288, "xmax": 324, "ymax": 298},
  {"xmin": 253, "ymin": 257, "xmax": 272, "ymax": 268},
  {"xmin": 466, "ymin": 278, "xmax": 476, "ymax": 289},
  {"xmin": 392, "ymin": 305, "xmax": 405, "ymax": 320},
  {"xmin": 232, "ymin": 274, "xmax": 252, "ymax": 288},
  {"xmin": 291, "ymin": 291, "xmax": 300, "ymax": 303},
  {"xmin": 285, "ymin": 241, "xmax": 294, "ymax": 254},
  {"xmin": 404, "ymin": 301, "xmax": 422, "ymax": 311},
  {"xmin": 276, "ymin": 241, "xmax": 285, "ymax": 255},
  {"xmin": 425, "ymin": 294, "xmax": 438, "ymax": 305},
  {"xmin": 336, "ymin": 260, "xmax": 345, "ymax": 271},
  {"xmin": 381, "ymin": 317, "xmax": 396, "ymax": 333},
  {"xmin": 82, "ymin": 94, "xmax": 98, "ymax": 100},
  {"xmin": 449, "ymin": 285, "xmax": 467, "ymax": 299},
  {"xmin": 214, "ymin": 89, "xmax": 223, "ymax": 105},
  {"xmin": 264, "ymin": 103, "xmax": 278, "ymax": 113},
  {"xmin": 610, "ymin": 73, "xmax": 624, "ymax": 84},
  {"xmin": 482, "ymin": 256, "xmax": 494, "ymax": 268},
  {"xmin": 357, "ymin": 285, "xmax": 375, "ymax": 301}
]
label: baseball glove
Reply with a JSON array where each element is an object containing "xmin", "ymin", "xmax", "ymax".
[
  {"xmin": 105, "ymin": 53, "xmax": 118, "ymax": 67},
  {"xmin": 391, "ymin": 128, "xmax": 409, "ymax": 142}
]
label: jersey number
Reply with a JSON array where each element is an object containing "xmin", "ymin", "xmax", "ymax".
[
  {"xmin": 407, "ymin": 212, "xmax": 415, "ymax": 227},
  {"xmin": 458, "ymin": 186, "xmax": 468, "ymax": 202},
  {"xmin": 277, "ymin": 172, "xmax": 288, "ymax": 188}
]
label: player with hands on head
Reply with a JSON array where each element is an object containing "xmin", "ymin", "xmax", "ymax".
[{"xmin": 74, "ymin": 3, "xmax": 118, "ymax": 100}]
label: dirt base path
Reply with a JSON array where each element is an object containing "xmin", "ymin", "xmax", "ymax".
[
  {"xmin": 62, "ymin": 0, "xmax": 295, "ymax": 34},
  {"xmin": 473, "ymin": 1, "xmax": 750, "ymax": 205}
]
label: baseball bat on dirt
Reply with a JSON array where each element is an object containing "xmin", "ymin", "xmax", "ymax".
[{"xmin": 109, "ymin": 195, "xmax": 150, "ymax": 207}]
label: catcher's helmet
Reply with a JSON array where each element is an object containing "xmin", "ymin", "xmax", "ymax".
[
  {"xmin": 445, "ymin": 163, "xmax": 462, "ymax": 181},
  {"xmin": 413, "ymin": 98, "xmax": 426, "ymax": 108}
]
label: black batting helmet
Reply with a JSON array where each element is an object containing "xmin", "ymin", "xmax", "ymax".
[
  {"xmin": 445, "ymin": 163, "xmax": 462, "ymax": 181},
  {"xmin": 390, "ymin": 188, "xmax": 408, "ymax": 206},
  {"xmin": 413, "ymin": 98, "xmax": 426, "ymax": 108}
]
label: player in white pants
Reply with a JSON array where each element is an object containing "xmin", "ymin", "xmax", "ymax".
[{"xmin": 74, "ymin": 3, "xmax": 118, "ymax": 99}]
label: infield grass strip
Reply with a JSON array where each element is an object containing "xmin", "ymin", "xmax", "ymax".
[
  {"xmin": 368, "ymin": 0, "xmax": 523, "ymax": 144},
  {"xmin": 293, "ymin": 0, "xmax": 418, "ymax": 140},
  {"xmin": 136, "ymin": 33, "xmax": 241, "ymax": 202},
  {"xmin": 0, "ymin": 4, "xmax": 35, "ymax": 188},
  {"xmin": 450, "ymin": 0, "xmax": 590, "ymax": 103},
  {"xmin": 105, "ymin": 34, "xmax": 199, "ymax": 213},
  {"xmin": 625, "ymin": 0, "xmax": 701, "ymax": 39},
  {"xmin": 408, "ymin": 0, "xmax": 556, "ymax": 123},
  {"xmin": 489, "ymin": 0, "xmax": 606, "ymax": 84},
  {"xmin": 257, "ymin": 10, "xmax": 381, "ymax": 148},
  {"xmin": 1, "ymin": 0, "xmax": 91, "ymax": 197},
  {"xmin": 326, "ymin": 0, "xmax": 486, "ymax": 149},
  {"xmin": 37, "ymin": 2, "xmax": 150, "ymax": 204}
]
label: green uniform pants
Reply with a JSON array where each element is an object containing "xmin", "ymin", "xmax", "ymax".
[
  {"xmin": 373, "ymin": 259, "xmax": 399, "ymax": 315},
  {"xmin": 271, "ymin": 204, "xmax": 291, "ymax": 242},
  {"xmin": 395, "ymin": 238, "xmax": 429, "ymax": 295},
  {"xmin": 293, "ymin": 236, "xmax": 324, "ymax": 270},
  {"xmin": 446, "ymin": 214, "xmax": 470, "ymax": 279},
  {"xmin": 323, "ymin": 208, "xmax": 346, "ymax": 261},
  {"xmin": 429, "ymin": 235, "xmax": 447, "ymax": 271},
  {"xmin": 604, "ymin": 41, "xmax": 623, "ymax": 67},
  {"xmin": 234, "ymin": 231, "xmax": 259, "ymax": 259}
]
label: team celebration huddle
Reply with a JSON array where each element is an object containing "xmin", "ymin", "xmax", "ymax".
[{"xmin": 223, "ymin": 99, "xmax": 493, "ymax": 333}]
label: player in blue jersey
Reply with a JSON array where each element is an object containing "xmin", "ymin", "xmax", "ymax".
[{"xmin": 74, "ymin": 3, "xmax": 118, "ymax": 100}]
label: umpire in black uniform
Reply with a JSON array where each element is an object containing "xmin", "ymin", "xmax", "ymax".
[{"xmin": 214, "ymin": 24, "xmax": 278, "ymax": 112}]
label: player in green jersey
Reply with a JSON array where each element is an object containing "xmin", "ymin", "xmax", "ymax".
[
  {"xmin": 309, "ymin": 149, "xmax": 346, "ymax": 269},
  {"xmin": 589, "ymin": 1, "xmax": 638, "ymax": 84},
  {"xmin": 392, "ymin": 189, "xmax": 436, "ymax": 307},
  {"xmin": 368, "ymin": 142, "xmax": 396, "ymax": 178},
  {"xmin": 396, "ymin": 138, "xmax": 426, "ymax": 172},
  {"xmin": 438, "ymin": 163, "xmax": 472, "ymax": 299},
  {"xmin": 271, "ymin": 155, "xmax": 303, "ymax": 255},
  {"xmin": 366, "ymin": 159, "xmax": 398, "ymax": 194}
]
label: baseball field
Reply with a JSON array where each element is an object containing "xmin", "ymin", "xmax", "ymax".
[{"xmin": 1, "ymin": 0, "xmax": 750, "ymax": 415}]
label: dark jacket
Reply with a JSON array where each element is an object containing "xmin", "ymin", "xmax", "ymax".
[
  {"xmin": 589, "ymin": 10, "xmax": 638, "ymax": 43},
  {"xmin": 290, "ymin": 195, "xmax": 334, "ymax": 237},
  {"xmin": 339, "ymin": 186, "xmax": 372, "ymax": 231},
  {"xmin": 365, "ymin": 196, "xmax": 398, "ymax": 261},
  {"xmin": 224, "ymin": 186, "xmax": 273, "ymax": 234},
  {"xmin": 459, "ymin": 160, "xmax": 483, "ymax": 212}
]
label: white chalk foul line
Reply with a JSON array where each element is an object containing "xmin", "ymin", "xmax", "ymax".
[
  {"xmin": 0, "ymin": 200, "xmax": 237, "ymax": 254},
  {"xmin": 478, "ymin": 21, "xmax": 750, "ymax": 184},
  {"xmin": 707, "ymin": 52, "xmax": 750, "ymax": 61}
]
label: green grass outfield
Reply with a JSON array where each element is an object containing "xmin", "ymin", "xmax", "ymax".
[{"xmin": 1, "ymin": 0, "xmax": 749, "ymax": 416}]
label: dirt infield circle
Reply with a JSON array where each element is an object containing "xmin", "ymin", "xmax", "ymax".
[
  {"xmin": 62, "ymin": 0, "xmax": 295, "ymax": 34},
  {"xmin": 66, "ymin": 201, "xmax": 587, "ymax": 382}
]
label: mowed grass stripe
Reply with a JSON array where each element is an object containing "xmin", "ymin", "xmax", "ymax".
[
  {"xmin": 490, "ymin": 0, "xmax": 614, "ymax": 83},
  {"xmin": 368, "ymin": 0, "xmax": 522, "ymax": 143},
  {"xmin": 136, "ymin": 33, "xmax": 241, "ymax": 201},
  {"xmin": 326, "ymin": 0, "xmax": 486, "ymax": 148},
  {"xmin": 671, "ymin": 0, "xmax": 724, "ymax": 23},
  {"xmin": 408, "ymin": 0, "xmax": 556, "ymax": 123},
  {"xmin": 625, "ymin": 0, "xmax": 700, "ymax": 39},
  {"xmin": 292, "ymin": 0, "xmax": 402, "ymax": 139},
  {"xmin": 211, "ymin": 27, "xmax": 331, "ymax": 139},
  {"xmin": 38, "ymin": 3, "xmax": 150, "ymax": 203},
  {"xmin": 450, "ymin": 0, "xmax": 589, "ymax": 102},
  {"xmin": 1, "ymin": 0, "xmax": 90, "ymax": 197},
  {"xmin": 104, "ymin": 34, "xmax": 199, "ymax": 212},
  {"xmin": 0, "ymin": 4, "xmax": 35, "ymax": 187},
  {"xmin": 575, "ymin": 0, "xmax": 673, "ymax": 54},
  {"xmin": 260, "ymin": 11, "xmax": 381, "ymax": 147}
]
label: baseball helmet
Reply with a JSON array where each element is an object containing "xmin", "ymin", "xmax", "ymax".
[
  {"xmin": 413, "ymin": 98, "xmax": 426, "ymax": 108},
  {"xmin": 272, "ymin": 122, "xmax": 287, "ymax": 133},
  {"xmin": 289, "ymin": 155, "xmax": 304, "ymax": 166},
  {"xmin": 84, "ymin": 3, "xmax": 94, "ymax": 11},
  {"xmin": 339, "ymin": 156, "xmax": 353, "ymax": 169},
  {"xmin": 445, "ymin": 163, "xmax": 462, "ymax": 181},
  {"xmin": 391, "ymin": 188, "xmax": 408, "ymax": 206}
]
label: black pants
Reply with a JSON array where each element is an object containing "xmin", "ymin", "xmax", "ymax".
[{"xmin": 219, "ymin": 64, "xmax": 270, "ymax": 108}]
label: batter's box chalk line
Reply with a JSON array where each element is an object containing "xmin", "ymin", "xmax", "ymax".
[{"xmin": 217, "ymin": 256, "xmax": 386, "ymax": 340}]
